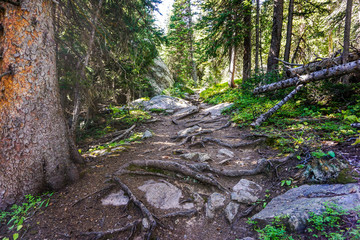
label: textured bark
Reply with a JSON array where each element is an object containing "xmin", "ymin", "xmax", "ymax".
[
  {"xmin": 242, "ymin": 0, "xmax": 252, "ymax": 81},
  {"xmin": 267, "ymin": 0, "xmax": 284, "ymax": 73},
  {"xmin": 287, "ymin": 52, "xmax": 360, "ymax": 77},
  {"xmin": 284, "ymin": 0, "xmax": 294, "ymax": 63},
  {"xmin": 342, "ymin": 0, "xmax": 353, "ymax": 84},
  {"xmin": 229, "ymin": 44, "xmax": 237, "ymax": 88},
  {"xmin": 255, "ymin": 0, "xmax": 260, "ymax": 71},
  {"xmin": 251, "ymin": 84, "xmax": 304, "ymax": 126},
  {"xmin": 0, "ymin": 0, "xmax": 77, "ymax": 209},
  {"xmin": 187, "ymin": 0, "xmax": 198, "ymax": 87},
  {"xmin": 254, "ymin": 60, "xmax": 360, "ymax": 94}
]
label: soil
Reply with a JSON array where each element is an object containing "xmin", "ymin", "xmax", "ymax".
[{"xmin": 2, "ymin": 96, "xmax": 359, "ymax": 240}]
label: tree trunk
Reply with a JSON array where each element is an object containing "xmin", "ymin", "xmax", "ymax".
[
  {"xmin": 0, "ymin": 0, "xmax": 78, "ymax": 209},
  {"xmin": 229, "ymin": 44, "xmax": 237, "ymax": 88},
  {"xmin": 267, "ymin": 0, "xmax": 284, "ymax": 73},
  {"xmin": 254, "ymin": 59, "xmax": 360, "ymax": 94},
  {"xmin": 255, "ymin": 0, "xmax": 260, "ymax": 71},
  {"xmin": 187, "ymin": 0, "xmax": 197, "ymax": 87},
  {"xmin": 342, "ymin": 0, "xmax": 353, "ymax": 84},
  {"xmin": 243, "ymin": 0, "xmax": 252, "ymax": 82},
  {"xmin": 284, "ymin": 0, "xmax": 294, "ymax": 63},
  {"xmin": 70, "ymin": 0, "xmax": 103, "ymax": 138}
]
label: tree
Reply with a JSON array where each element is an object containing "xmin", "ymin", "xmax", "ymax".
[
  {"xmin": 284, "ymin": 0, "xmax": 294, "ymax": 63},
  {"xmin": 255, "ymin": 0, "xmax": 260, "ymax": 71},
  {"xmin": 342, "ymin": 0, "xmax": 353, "ymax": 84},
  {"xmin": 242, "ymin": 0, "xmax": 252, "ymax": 81},
  {"xmin": 0, "ymin": 0, "xmax": 78, "ymax": 209},
  {"xmin": 267, "ymin": 0, "xmax": 284, "ymax": 72}
]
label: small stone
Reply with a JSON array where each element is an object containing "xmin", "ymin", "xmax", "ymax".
[
  {"xmin": 233, "ymin": 179, "xmax": 262, "ymax": 193},
  {"xmin": 225, "ymin": 202, "xmax": 240, "ymax": 223},
  {"xmin": 142, "ymin": 130, "xmax": 153, "ymax": 139},
  {"xmin": 101, "ymin": 191, "xmax": 129, "ymax": 206},
  {"xmin": 240, "ymin": 237, "xmax": 255, "ymax": 240},
  {"xmin": 111, "ymin": 146, "xmax": 126, "ymax": 152},
  {"xmin": 180, "ymin": 152, "xmax": 211, "ymax": 162},
  {"xmin": 177, "ymin": 126, "xmax": 201, "ymax": 138},
  {"xmin": 231, "ymin": 191, "xmax": 258, "ymax": 204},
  {"xmin": 206, "ymin": 193, "xmax": 226, "ymax": 218},
  {"xmin": 218, "ymin": 148, "xmax": 235, "ymax": 158},
  {"xmin": 142, "ymin": 218, "xmax": 150, "ymax": 229},
  {"xmin": 231, "ymin": 179, "xmax": 262, "ymax": 204}
]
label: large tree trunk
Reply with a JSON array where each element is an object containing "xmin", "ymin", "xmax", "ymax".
[
  {"xmin": 187, "ymin": 0, "xmax": 198, "ymax": 87},
  {"xmin": 0, "ymin": 0, "xmax": 78, "ymax": 209},
  {"xmin": 255, "ymin": 0, "xmax": 260, "ymax": 71},
  {"xmin": 284, "ymin": 0, "xmax": 294, "ymax": 63},
  {"xmin": 242, "ymin": 0, "xmax": 252, "ymax": 82},
  {"xmin": 342, "ymin": 0, "xmax": 353, "ymax": 84},
  {"xmin": 267, "ymin": 0, "xmax": 284, "ymax": 73},
  {"xmin": 254, "ymin": 59, "xmax": 360, "ymax": 94}
]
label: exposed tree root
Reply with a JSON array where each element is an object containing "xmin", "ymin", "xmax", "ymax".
[
  {"xmin": 231, "ymin": 204, "xmax": 258, "ymax": 229},
  {"xmin": 202, "ymin": 137, "xmax": 265, "ymax": 149},
  {"xmin": 158, "ymin": 209, "xmax": 197, "ymax": 219},
  {"xmin": 173, "ymin": 107, "xmax": 199, "ymax": 121},
  {"xmin": 78, "ymin": 220, "xmax": 141, "ymax": 239},
  {"xmin": 178, "ymin": 130, "xmax": 213, "ymax": 145},
  {"xmin": 115, "ymin": 160, "xmax": 229, "ymax": 192},
  {"xmin": 116, "ymin": 169, "xmax": 175, "ymax": 179},
  {"xmin": 185, "ymin": 118, "xmax": 222, "ymax": 128},
  {"xmin": 109, "ymin": 124, "xmax": 136, "ymax": 144},
  {"xmin": 72, "ymin": 184, "xmax": 115, "ymax": 207},
  {"xmin": 112, "ymin": 176, "xmax": 157, "ymax": 240},
  {"xmin": 188, "ymin": 141, "xmax": 206, "ymax": 148}
]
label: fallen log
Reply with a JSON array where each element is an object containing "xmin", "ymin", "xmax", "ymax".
[
  {"xmin": 253, "ymin": 59, "xmax": 360, "ymax": 95},
  {"xmin": 286, "ymin": 52, "xmax": 360, "ymax": 77},
  {"xmin": 251, "ymin": 84, "xmax": 304, "ymax": 126}
]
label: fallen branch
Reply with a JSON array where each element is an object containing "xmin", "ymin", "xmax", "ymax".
[
  {"xmin": 253, "ymin": 59, "xmax": 360, "ymax": 94},
  {"xmin": 112, "ymin": 176, "xmax": 156, "ymax": 240},
  {"xmin": 185, "ymin": 118, "xmax": 222, "ymax": 128},
  {"xmin": 158, "ymin": 209, "xmax": 197, "ymax": 219},
  {"xmin": 109, "ymin": 124, "xmax": 136, "ymax": 144},
  {"xmin": 202, "ymin": 137, "xmax": 265, "ymax": 148},
  {"xmin": 275, "ymin": 57, "xmax": 303, "ymax": 67},
  {"xmin": 251, "ymin": 84, "xmax": 305, "ymax": 126},
  {"xmin": 78, "ymin": 220, "xmax": 141, "ymax": 239}
]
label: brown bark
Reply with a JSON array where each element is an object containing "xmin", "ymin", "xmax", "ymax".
[
  {"xmin": 284, "ymin": 0, "xmax": 294, "ymax": 63},
  {"xmin": 342, "ymin": 0, "xmax": 353, "ymax": 84},
  {"xmin": 229, "ymin": 43, "xmax": 237, "ymax": 88},
  {"xmin": 267, "ymin": 0, "xmax": 284, "ymax": 73},
  {"xmin": 0, "ymin": 0, "xmax": 77, "ymax": 209},
  {"xmin": 254, "ymin": 59, "xmax": 360, "ymax": 94},
  {"xmin": 242, "ymin": 0, "xmax": 252, "ymax": 81},
  {"xmin": 187, "ymin": 0, "xmax": 197, "ymax": 86},
  {"xmin": 255, "ymin": 0, "xmax": 260, "ymax": 71}
]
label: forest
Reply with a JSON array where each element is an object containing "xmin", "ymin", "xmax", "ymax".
[{"xmin": 0, "ymin": 0, "xmax": 360, "ymax": 239}]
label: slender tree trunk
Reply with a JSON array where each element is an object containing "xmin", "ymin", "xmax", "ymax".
[
  {"xmin": 0, "ymin": 0, "xmax": 78, "ymax": 209},
  {"xmin": 255, "ymin": 0, "xmax": 260, "ymax": 71},
  {"xmin": 284, "ymin": 0, "xmax": 294, "ymax": 63},
  {"xmin": 187, "ymin": 0, "xmax": 197, "ymax": 86},
  {"xmin": 229, "ymin": 44, "xmax": 237, "ymax": 88},
  {"xmin": 267, "ymin": 0, "xmax": 284, "ymax": 73},
  {"xmin": 71, "ymin": 0, "xmax": 103, "ymax": 138},
  {"xmin": 243, "ymin": 0, "xmax": 252, "ymax": 82},
  {"xmin": 342, "ymin": 0, "xmax": 353, "ymax": 84}
]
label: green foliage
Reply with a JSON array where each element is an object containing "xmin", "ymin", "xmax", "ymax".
[
  {"xmin": 1, "ymin": 192, "xmax": 53, "ymax": 240},
  {"xmin": 248, "ymin": 216, "xmax": 294, "ymax": 240},
  {"xmin": 88, "ymin": 132, "xmax": 144, "ymax": 152},
  {"xmin": 163, "ymin": 83, "xmax": 195, "ymax": 99}
]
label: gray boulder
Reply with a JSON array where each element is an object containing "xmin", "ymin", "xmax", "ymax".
[
  {"xmin": 225, "ymin": 201, "xmax": 240, "ymax": 223},
  {"xmin": 231, "ymin": 179, "xmax": 262, "ymax": 204},
  {"xmin": 146, "ymin": 57, "xmax": 174, "ymax": 95},
  {"xmin": 206, "ymin": 192, "xmax": 226, "ymax": 218},
  {"xmin": 203, "ymin": 103, "xmax": 233, "ymax": 118},
  {"xmin": 144, "ymin": 95, "xmax": 192, "ymax": 112},
  {"xmin": 101, "ymin": 191, "xmax": 129, "ymax": 207},
  {"xmin": 138, "ymin": 180, "xmax": 194, "ymax": 210},
  {"xmin": 252, "ymin": 184, "xmax": 360, "ymax": 231}
]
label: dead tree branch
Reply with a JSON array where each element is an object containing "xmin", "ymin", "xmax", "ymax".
[
  {"xmin": 78, "ymin": 220, "xmax": 140, "ymax": 239},
  {"xmin": 108, "ymin": 124, "xmax": 136, "ymax": 144},
  {"xmin": 202, "ymin": 137, "xmax": 265, "ymax": 148}
]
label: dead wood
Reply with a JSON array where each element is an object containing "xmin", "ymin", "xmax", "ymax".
[
  {"xmin": 286, "ymin": 52, "xmax": 360, "ymax": 77},
  {"xmin": 158, "ymin": 209, "xmax": 197, "ymax": 219},
  {"xmin": 72, "ymin": 184, "xmax": 115, "ymax": 207},
  {"xmin": 112, "ymin": 176, "xmax": 157, "ymax": 240},
  {"xmin": 202, "ymin": 137, "xmax": 265, "ymax": 149},
  {"xmin": 78, "ymin": 220, "xmax": 141, "ymax": 239},
  {"xmin": 115, "ymin": 160, "xmax": 228, "ymax": 192},
  {"xmin": 251, "ymin": 84, "xmax": 304, "ymax": 126},
  {"xmin": 185, "ymin": 118, "xmax": 222, "ymax": 128},
  {"xmin": 253, "ymin": 59, "xmax": 360, "ymax": 94},
  {"xmin": 109, "ymin": 124, "xmax": 136, "ymax": 144}
]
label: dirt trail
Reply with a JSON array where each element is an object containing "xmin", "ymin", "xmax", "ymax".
[{"xmin": 22, "ymin": 96, "xmax": 282, "ymax": 240}]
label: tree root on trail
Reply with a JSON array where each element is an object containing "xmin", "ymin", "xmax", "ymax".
[
  {"xmin": 202, "ymin": 137, "xmax": 265, "ymax": 149},
  {"xmin": 188, "ymin": 141, "xmax": 206, "ymax": 148},
  {"xmin": 116, "ymin": 169, "xmax": 175, "ymax": 179},
  {"xmin": 116, "ymin": 160, "xmax": 228, "ymax": 192},
  {"xmin": 112, "ymin": 176, "xmax": 157, "ymax": 240},
  {"xmin": 109, "ymin": 124, "xmax": 136, "ymax": 144},
  {"xmin": 158, "ymin": 209, "xmax": 197, "ymax": 219},
  {"xmin": 173, "ymin": 107, "xmax": 200, "ymax": 121},
  {"xmin": 72, "ymin": 184, "xmax": 115, "ymax": 207},
  {"xmin": 78, "ymin": 220, "xmax": 141, "ymax": 240},
  {"xmin": 178, "ymin": 130, "xmax": 213, "ymax": 145},
  {"xmin": 185, "ymin": 118, "xmax": 222, "ymax": 128}
]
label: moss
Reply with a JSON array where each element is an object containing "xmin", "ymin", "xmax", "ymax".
[{"xmin": 333, "ymin": 168, "xmax": 359, "ymax": 184}]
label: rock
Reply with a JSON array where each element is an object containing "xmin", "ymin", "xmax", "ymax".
[
  {"xmin": 239, "ymin": 238, "xmax": 255, "ymax": 240},
  {"xmin": 218, "ymin": 148, "xmax": 235, "ymax": 158},
  {"xmin": 251, "ymin": 184, "xmax": 360, "ymax": 231},
  {"xmin": 146, "ymin": 57, "xmax": 174, "ymax": 95},
  {"xmin": 142, "ymin": 130, "xmax": 153, "ymax": 139},
  {"xmin": 225, "ymin": 202, "xmax": 240, "ymax": 223},
  {"xmin": 144, "ymin": 95, "xmax": 192, "ymax": 112},
  {"xmin": 177, "ymin": 125, "xmax": 201, "ymax": 138},
  {"xmin": 138, "ymin": 180, "xmax": 194, "ymax": 210},
  {"xmin": 142, "ymin": 218, "xmax": 150, "ymax": 229},
  {"xmin": 90, "ymin": 149, "xmax": 111, "ymax": 157},
  {"xmin": 203, "ymin": 103, "xmax": 233, "ymax": 118},
  {"xmin": 231, "ymin": 179, "xmax": 262, "ymax": 204},
  {"xmin": 101, "ymin": 191, "xmax": 129, "ymax": 207},
  {"xmin": 173, "ymin": 106, "xmax": 198, "ymax": 118},
  {"xmin": 180, "ymin": 152, "xmax": 212, "ymax": 162},
  {"xmin": 206, "ymin": 192, "xmax": 226, "ymax": 218},
  {"xmin": 110, "ymin": 146, "xmax": 126, "ymax": 152}
]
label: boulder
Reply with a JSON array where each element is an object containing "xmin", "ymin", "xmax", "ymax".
[
  {"xmin": 251, "ymin": 184, "xmax": 360, "ymax": 231},
  {"xmin": 142, "ymin": 130, "xmax": 153, "ymax": 139},
  {"xmin": 231, "ymin": 179, "xmax": 262, "ymax": 204},
  {"xmin": 138, "ymin": 180, "xmax": 194, "ymax": 210},
  {"xmin": 205, "ymin": 192, "xmax": 226, "ymax": 218},
  {"xmin": 180, "ymin": 152, "xmax": 212, "ymax": 162},
  {"xmin": 203, "ymin": 103, "xmax": 233, "ymax": 118},
  {"xmin": 143, "ymin": 95, "xmax": 192, "ymax": 112},
  {"xmin": 146, "ymin": 57, "xmax": 174, "ymax": 95},
  {"xmin": 225, "ymin": 201, "xmax": 240, "ymax": 223},
  {"xmin": 101, "ymin": 190, "xmax": 129, "ymax": 207}
]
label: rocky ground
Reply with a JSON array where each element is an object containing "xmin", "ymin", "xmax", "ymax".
[{"xmin": 3, "ymin": 95, "xmax": 359, "ymax": 240}]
